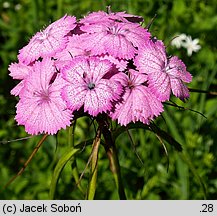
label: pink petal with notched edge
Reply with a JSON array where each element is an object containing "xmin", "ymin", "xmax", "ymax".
[
  {"xmin": 80, "ymin": 11, "xmax": 109, "ymax": 24},
  {"xmin": 84, "ymin": 80, "xmax": 121, "ymax": 116},
  {"xmin": 84, "ymin": 86, "xmax": 109, "ymax": 116},
  {"xmin": 9, "ymin": 62, "xmax": 33, "ymax": 96},
  {"xmin": 54, "ymin": 34, "xmax": 91, "ymax": 69},
  {"xmin": 11, "ymin": 81, "xmax": 25, "ymax": 96},
  {"xmin": 79, "ymin": 32, "xmax": 108, "ymax": 56},
  {"xmin": 170, "ymin": 78, "xmax": 190, "ymax": 100},
  {"xmin": 129, "ymin": 69, "xmax": 148, "ymax": 85},
  {"xmin": 110, "ymin": 71, "xmax": 163, "ymax": 126},
  {"xmin": 104, "ymin": 34, "xmax": 136, "ymax": 59},
  {"xmin": 135, "ymin": 39, "xmax": 167, "ymax": 74},
  {"xmin": 15, "ymin": 58, "xmax": 72, "ymax": 135},
  {"xmin": 16, "ymin": 95, "xmax": 71, "ymax": 135},
  {"xmin": 18, "ymin": 15, "xmax": 76, "ymax": 64},
  {"xmin": 8, "ymin": 62, "xmax": 32, "ymax": 79},
  {"xmin": 111, "ymin": 86, "xmax": 163, "ymax": 126},
  {"xmin": 62, "ymin": 57, "xmax": 113, "ymax": 84},
  {"xmin": 80, "ymin": 11, "xmax": 143, "ymax": 24},
  {"xmin": 81, "ymin": 30, "xmax": 136, "ymax": 59},
  {"xmin": 62, "ymin": 58, "xmax": 89, "ymax": 111},
  {"xmin": 88, "ymin": 58, "xmax": 113, "ymax": 82},
  {"xmin": 61, "ymin": 57, "xmax": 89, "ymax": 83},
  {"xmin": 110, "ymin": 71, "xmax": 128, "ymax": 86},
  {"xmin": 117, "ymin": 12, "xmax": 144, "ymax": 23},
  {"xmin": 167, "ymin": 56, "xmax": 192, "ymax": 83},
  {"xmin": 136, "ymin": 38, "xmax": 192, "ymax": 101},
  {"xmin": 62, "ymin": 84, "xmax": 86, "ymax": 111},
  {"xmin": 147, "ymin": 71, "xmax": 171, "ymax": 102},
  {"xmin": 80, "ymin": 22, "xmax": 107, "ymax": 33},
  {"xmin": 123, "ymin": 23, "xmax": 150, "ymax": 48},
  {"xmin": 80, "ymin": 20, "xmax": 150, "ymax": 59},
  {"xmin": 99, "ymin": 54, "xmax": 127, "ymax": 72},
  {"xmin": 111, "ymin": 89, "xmax": 133, "ymax": 126}
]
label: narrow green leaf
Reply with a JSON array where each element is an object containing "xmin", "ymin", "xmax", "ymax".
[
  {"xmin": 75, "ymin": 139, "xmax": 95, "ymax": 149},
  {"xmin": 113, "ymin": 122, "xmax": 182, "ymax": 152},
  {"xmin": 86, "ymin": 127, "xmax": 101, "ymax": 200},
  {"xmin": 149, "ymin": 123, "xmax": 183, "ymax": 152},
  {"xmin": 179, "ymin": 152, "xmax": 207, "ymax": 199},
  {"xmin": 71, "ymin": 160, "xmax": 85, "ymax": 195},
  {"xmin": 67, "ymin": 124, "xmax": 85, "ymax": 195},
  {"xmin": 113, "ymin": 122, "xmax": 149, "ymax": 141},
  {"xmin": 163, "ymin": 110, "xmax": 188, "ymax": 199},
  {"xmin": 49, "ymin": 148, "xmax": 80, "ymax": 199}
]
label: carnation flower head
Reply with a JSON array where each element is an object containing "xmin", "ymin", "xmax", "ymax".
[
  {"xmin": 136, "ymin": 39, "xmax": 192, "ymax": 101},
  {"xmin": 110, "ymin": 70, "xmax": 163, "ymax": 126},
  {"xmin": 9, "ymin": 9, "xmax": 193, "ymax": 137},
  {"xmin": 79, "ymin": 11, "xmax": 150, "ymax": 59},
  {"xmin": 54, "ymin": 34, "xmax": 91, "ymax": 70},
  {"xmin": 62, "ymin": 57, "xmax": 122, "ymax": 116},
  {"xmin": 15, "ymin": 58, "xmax": 72, "ymax": 135},
  {"xmin": 18, "ymin": 15, "xmax": 76, "ymax": 65}
]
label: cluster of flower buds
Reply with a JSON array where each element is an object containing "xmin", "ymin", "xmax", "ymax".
[{"xmin": 9, "ymin": 10, "xmax": 192, "ymax": 135}]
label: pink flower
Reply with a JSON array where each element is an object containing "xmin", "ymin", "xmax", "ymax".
[
  {"xmin": 54, "ymin": 34, "xmax": 91, "ymax": 70},
  {"xmin": 135, "ymin": 39, "xmax": 192, "ymax": 101},
  {"xmin": 18, "ymin": 15, "xmax": 76, "ymax": 65},
  {"xmin": 8, "ymin": 62, "xmax": 33, "ymax": 96},
  {"xmin": 9, "ymin": 10, "xmax": 193, "ymax": 136},
  {"xmin": 54, "ymin": 33, "xmax": 128, "ymax": 71},
  {"xmin": 79, "ymin": 16, "xmax": 150, "ymax": 59},
  {"xmin": 15, "ymin": 58, "xmax": 72, "ymax": 135},
  {"xmin": 110, "ymin": 70, "xmax": 163, "ymax": 126},
  {"xmin": 62, "ymin": 57, "xmax": 122, "ymax": 116}
]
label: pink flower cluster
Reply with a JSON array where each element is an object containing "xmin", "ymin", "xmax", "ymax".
[{"xmin": 9, "ymin": 11, "xmax": 192, "ymax": 135}]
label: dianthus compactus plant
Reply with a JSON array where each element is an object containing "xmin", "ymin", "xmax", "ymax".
[
  {"xmin": 8, "ymin": 10, "xmax": 193, "ymax": 199},
  {"xmin": 9, "ymin": 11, "xmax": 192, "ymax": 135}
]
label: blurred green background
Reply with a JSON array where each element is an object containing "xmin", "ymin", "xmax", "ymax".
[{"xmin": 0, "ymin": 0, "xmax": 216, "ymax": 199}]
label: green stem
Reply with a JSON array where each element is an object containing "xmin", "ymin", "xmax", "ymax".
[
  {"xmin": 97, "ymin": 116, "xmax": 126, "ymax": 200},
  {"xmin": 86, "ymin": 127, "xmax": 101, "ymax": 200},
  {"xmin": 105, "ymin": 139, "xmax": 126, "ymax": 200},
  {"xmin": 188, "ymin": 88, "xmax": 217, "ymax": 96},
  {"xmin": 68, "ymin": 123, "xmax": 75, "ymax": 148},
  {"xmin": 4, "ymin": 134, "xmax": 48, "ymax": 189},
  {"xmin": 67, "ymin": 124, "xmax": 85, "ymax": 195}
]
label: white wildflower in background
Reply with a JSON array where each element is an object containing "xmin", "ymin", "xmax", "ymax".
[
  {"xmin": 182, "ymin": 36, "xmax": 201, "ymax": 56},
  {"xmin": 171, "ymin": 33, "xmax": 187, "ymax": 48},
  {"xmin": 15, "ymin": 4, "xmax": 22, "ymax": 11},
  {"xmin": 3, "ymin": 2, "xmax": 10, "ymax": 8},
  {"xmin": 171, "ymin": 33, "xmax": 201, "ymax": 56}
]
